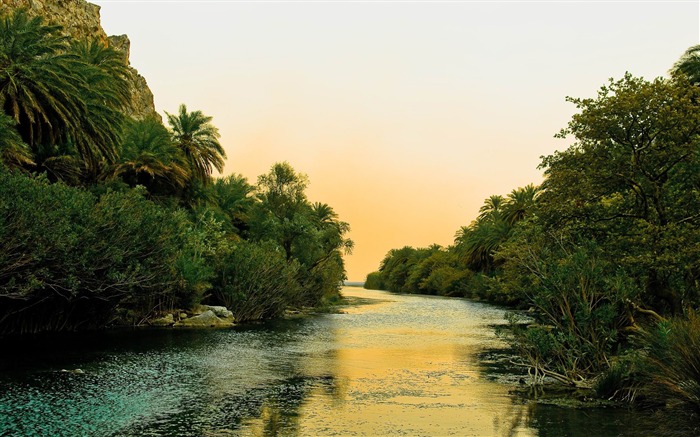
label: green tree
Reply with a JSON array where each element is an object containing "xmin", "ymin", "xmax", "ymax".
[
  {"xmin": 0, "ymin": 11, "xmax": 125, "ymax": 172},
  {"xmin": 208, "ymin": 173, "xmax": 255, "ymax": 236},
  {"xmin": 454, "ymin": 219, "xmax": 511, "ymax": 272},
  {"xmin": 539, "ymin": 74, "xmax": 700, "ymax": 314},
  {"xmin": 364, "ymin": 271, "xmax": 384, "ymax": 290},
  {"xmin": 0, "ymin": 113, "xmax": 32, "ymax": 170},
  {"xmin": 111, "ymin": 117, "xmax": 188, "ymax": 194},
  {"xmin": 0, "ymin": 171, "xmax": 189, "ymax": 334},
  {"xmin": 477, "ymin": 194, "xmax": 505, "ymax": 221},
  {"xmin": 670, "ymin": 44, "xmax": 700, "ymax": 85},
  {"xmin": 250, "ymin": 162, "xmax": 351, "ymax": 305},
  {"xmin": 0, "ymin": 10, "xmax": 81, "ymax": 148},
  {"xmin": 69, "ymin": 39, "xmax": 129, "ymax": 176},
  {"xmin": 212, "ymin": 240, "xmax": 301, "ymax": 321},
  {"xmin": 251, "ymin": 162, "xmax": 310, "ymax": 260},
  {"xmin": 166, "ymin": 103, "xmax": 225, "ymax": 184},
  {"xmin": 502, "ymin": 184, "xmax": 540, "ymax": 225},
  {"xmin": 378, "ymin": 246, "xmax": 418, "ymax": 293},
  {"xmin": 499, "ymin": 231, "xmax": 637, "ymax": 386}
]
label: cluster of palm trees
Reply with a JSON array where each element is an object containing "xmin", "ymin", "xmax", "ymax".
[
  {"xmin": 364, "ymin": 184, "xmax": 540, "ymax": 299},
  {"xmin": 0, "ymin": 9, "xmax": 225, "ymax": 196},
  {"xmin": 453, "ymin": 184, "xmax": 539, "ymax": 272}
]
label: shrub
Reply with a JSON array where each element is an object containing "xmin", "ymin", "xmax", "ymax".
[
  {"xmin": 211, "ymin": 241, "xmax": 301, "ymax": 321},
  {"xmin": 503, "ymin": 237, "xmax": 638, "ymax": 386},
  {"xmin": 0, "ymin": 171, "xmax": 189, "ymax": 333},
  {"xmin": 640, "ymin": 312, "xmax": 700, "ymax": 416}
]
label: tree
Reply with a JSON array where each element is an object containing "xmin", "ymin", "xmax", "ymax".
[
  {"xmin": 166, "ymin": 104, "xmax": 225, "ymax": 184},
  {"xmin": 208, "ymin": 174, "xmax": 255, "ymax": 236},
  {"xmin": 0, "ymin": 113, "xmax": 32, "ymax": 170},
  {"xmin": 69, "ymin": 39, "xmax": 129, "ymax": 176},
  {"xmin": 670, "ymin": 44, "xmax": 700, "ymax": 85},
  {"xmin": 111, "ymin": 117, "xmax": 188, "ymax": 193},
  {"xmin": 539, "ymin": 74, "xmax": 700, "ymax": 314},
  {"xmin": 502, "ymin": 184, "xmax": 540, "ymax": 225},
  {"xmin": 454, "ymin": 218, "xmax": 511, "ymax": 272},
  {"xmin": 251, "ymin": 162, "xmax": 310, "ymax": 260},
  {"xmin": 0, "ymin": 11, "xmax": 125, "ymax": 172},
  {"xmin": 250, "ymin": 162, "xmax": 352, "ymax": 305},
  {"xmin": 378, "ymin": 246, "xmax": 418, "ymax": 293},
  {"xmin": 0, "ymin": 10, "xmax": 81, "ymax": 147},
  {"xmin": 454, "ymin": 187, "xmax": 541, "ymax": 273},
  {"xmin": 477, "ymin": 194, "xmax": 505, "ymax": 221}
]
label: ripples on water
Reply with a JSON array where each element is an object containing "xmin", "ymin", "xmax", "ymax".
[{"xmin": 0, "ymin": 288, "xmax": 661, "ymax": 436}]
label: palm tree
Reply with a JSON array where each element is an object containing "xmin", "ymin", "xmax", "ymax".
[
  {"xmin": 209, "ymin": 174, "xmax": 255, "ymax": 234},
  {"xmin": 166, "ymin": 104, "xmax": 225, "ymax": 184},
  {"xmin": 111, "ymin": 117, "xmax": 188, "ymax": 192},
  {"xmin": 0, "ymin": 10, "xmax": 125, "ymax": 175},
  {"xmin": 311, "ymin": 202, "xmax": 353, "ymax": 255},
  {"xmin": 477, "ymin": 194, "xmax": 505, "ymax": 221},
  {"xmin": 31, "ymin": 140, "xmax": 83, "ymax": 185},
  {"xmin": 0, "ymin": 113, "xmax": 32, "ymax": 170},
  {"xmin": 502, "ymin": 184, "xmax": 540, "ymax": 225},
  {"xmin": 671, "ymin": 45, "xmax": 700, "ymax": 84},
  {"xmin": 454, "ymin": 218, "xmax": 511, "ymax": 272},
  {"xmin": 69, "ymin": 39, "xmax": 130, "ymax": 173},
  {"xmin": 70, "ymin": 39, "xmax": 130, "ymax": 106},
  {"xmin": 0, "ymin": 11, "xmax": 83, "ymax": 151}
]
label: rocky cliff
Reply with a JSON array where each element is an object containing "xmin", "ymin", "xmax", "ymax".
[{"xmin": 0, "ymin": 0, "xmax": 159, "ymax": 120}]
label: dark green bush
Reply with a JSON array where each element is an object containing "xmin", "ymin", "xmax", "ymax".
[
  {"xmin": 0, "ymin": 170, "xmax": 188, "ymax": 333},
  {"xmin": 211, "ymin": 240, "xmax": 301, "ymax": 321},
  {"xmin": 640, "ymin": 312, "xmax": 700, "ymax": 416}
]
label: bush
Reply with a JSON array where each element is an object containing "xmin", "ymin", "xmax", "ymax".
[
  {"xmin": 0, "ymin": 171, "xmax": 190, "ymax": 334},
  {"xmin": 211, "ymin": 241, "xmax": 301, "ymax": 321},
  {"xmin": 502, "ymin": 237, "xmax": 638, "ymax": 386},
  {"xmin": 640, "ymin": 312, "xmax": 700, "ymax": 416}
]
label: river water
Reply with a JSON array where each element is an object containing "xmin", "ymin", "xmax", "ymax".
[{"xmin": 0, "ymin": 288, "xmax": 657, "ymax": 436}]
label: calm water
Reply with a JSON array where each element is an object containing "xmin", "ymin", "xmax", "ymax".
[{"xmin": 0, "ymin": 288, "xmax": 657, "ymax": 436}]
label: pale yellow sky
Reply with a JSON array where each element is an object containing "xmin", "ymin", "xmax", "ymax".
[{"xmin": 94, "ymin": 1, "xmax": 699, "ymax": 281}]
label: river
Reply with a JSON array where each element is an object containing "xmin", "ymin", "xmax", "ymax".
[{"xmin": 0, "ymin": 287, "xmax": 657, "ymax": 436}]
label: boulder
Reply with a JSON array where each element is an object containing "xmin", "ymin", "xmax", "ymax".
[
  {"xmin": 200, "ymin": 305, "xmax": 234, "ymax": 319},
  {"xmin": 174, "ymin": 310, "xmax": 234, "ymax": 328},
  {"xmin": 150, "ymin": 313, "xmax": 174, "ymax": 327}
]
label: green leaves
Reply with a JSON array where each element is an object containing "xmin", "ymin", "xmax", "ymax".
[
  {"xmin": 0, "ymin": 10, "xmax": 127, "ymax": 172},
  {"xmin": 0, "ymin": 171, "xmax": 187, "ymax": 333},
  {"xmin": 111, "ymin": 117, "xmax": 189, "ymax": 193},
  {"xmin": 540, "ymin": 74, "xmax": 700, "ymax": 314},
  {"xmin": 166, "ymin": 103, "xmax": 225, "ymax": 184}
]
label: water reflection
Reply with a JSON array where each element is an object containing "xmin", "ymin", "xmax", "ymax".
[{"xmin": 0, "ymin": 288, "xmax": 661, "ymax": 436}]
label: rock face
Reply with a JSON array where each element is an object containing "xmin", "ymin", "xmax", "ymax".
[{"xmin": 0, "ymin": 0, "xmax": 159, "ymax": 120}]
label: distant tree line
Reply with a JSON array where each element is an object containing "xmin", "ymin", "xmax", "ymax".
[
  {"xmin": 366, "ymin": 46, "xmax": 700, "ymax": 423},
  {"xmin": 0, "ymin": 10, "xmax": 352, "ymax": 334}
]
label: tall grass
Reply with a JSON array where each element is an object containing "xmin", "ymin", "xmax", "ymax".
[{"xmin": 641, "ymin": 311, "xmax": 700, "ymax": 418}]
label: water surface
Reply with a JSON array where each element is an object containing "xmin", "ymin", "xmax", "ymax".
[{"xmin": 0, "ymin": 288, "xmax": 658, "ymax": 436}]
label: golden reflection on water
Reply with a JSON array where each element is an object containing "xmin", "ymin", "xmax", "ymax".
[{"xmin": 243, "ymin": 288, "xmax": 534, "ymax": 436}]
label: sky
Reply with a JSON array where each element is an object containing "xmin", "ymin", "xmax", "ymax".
[{"xmin": 93, "ymin": 0, "xmax": 699, "ymax": 281}]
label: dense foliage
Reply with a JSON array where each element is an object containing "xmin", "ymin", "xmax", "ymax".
[
  {"xmin": 366, "ymin": 50, "xmax": 700, "ymax": 417},
  {"xmin": 0, "ymin": 10, "xmax": 352, "ymax": 333}
]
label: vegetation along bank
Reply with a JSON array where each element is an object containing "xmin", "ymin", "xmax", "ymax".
[{"xmin": 0, "ymin": 8, "xmax": 353, "ymax": 335}]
